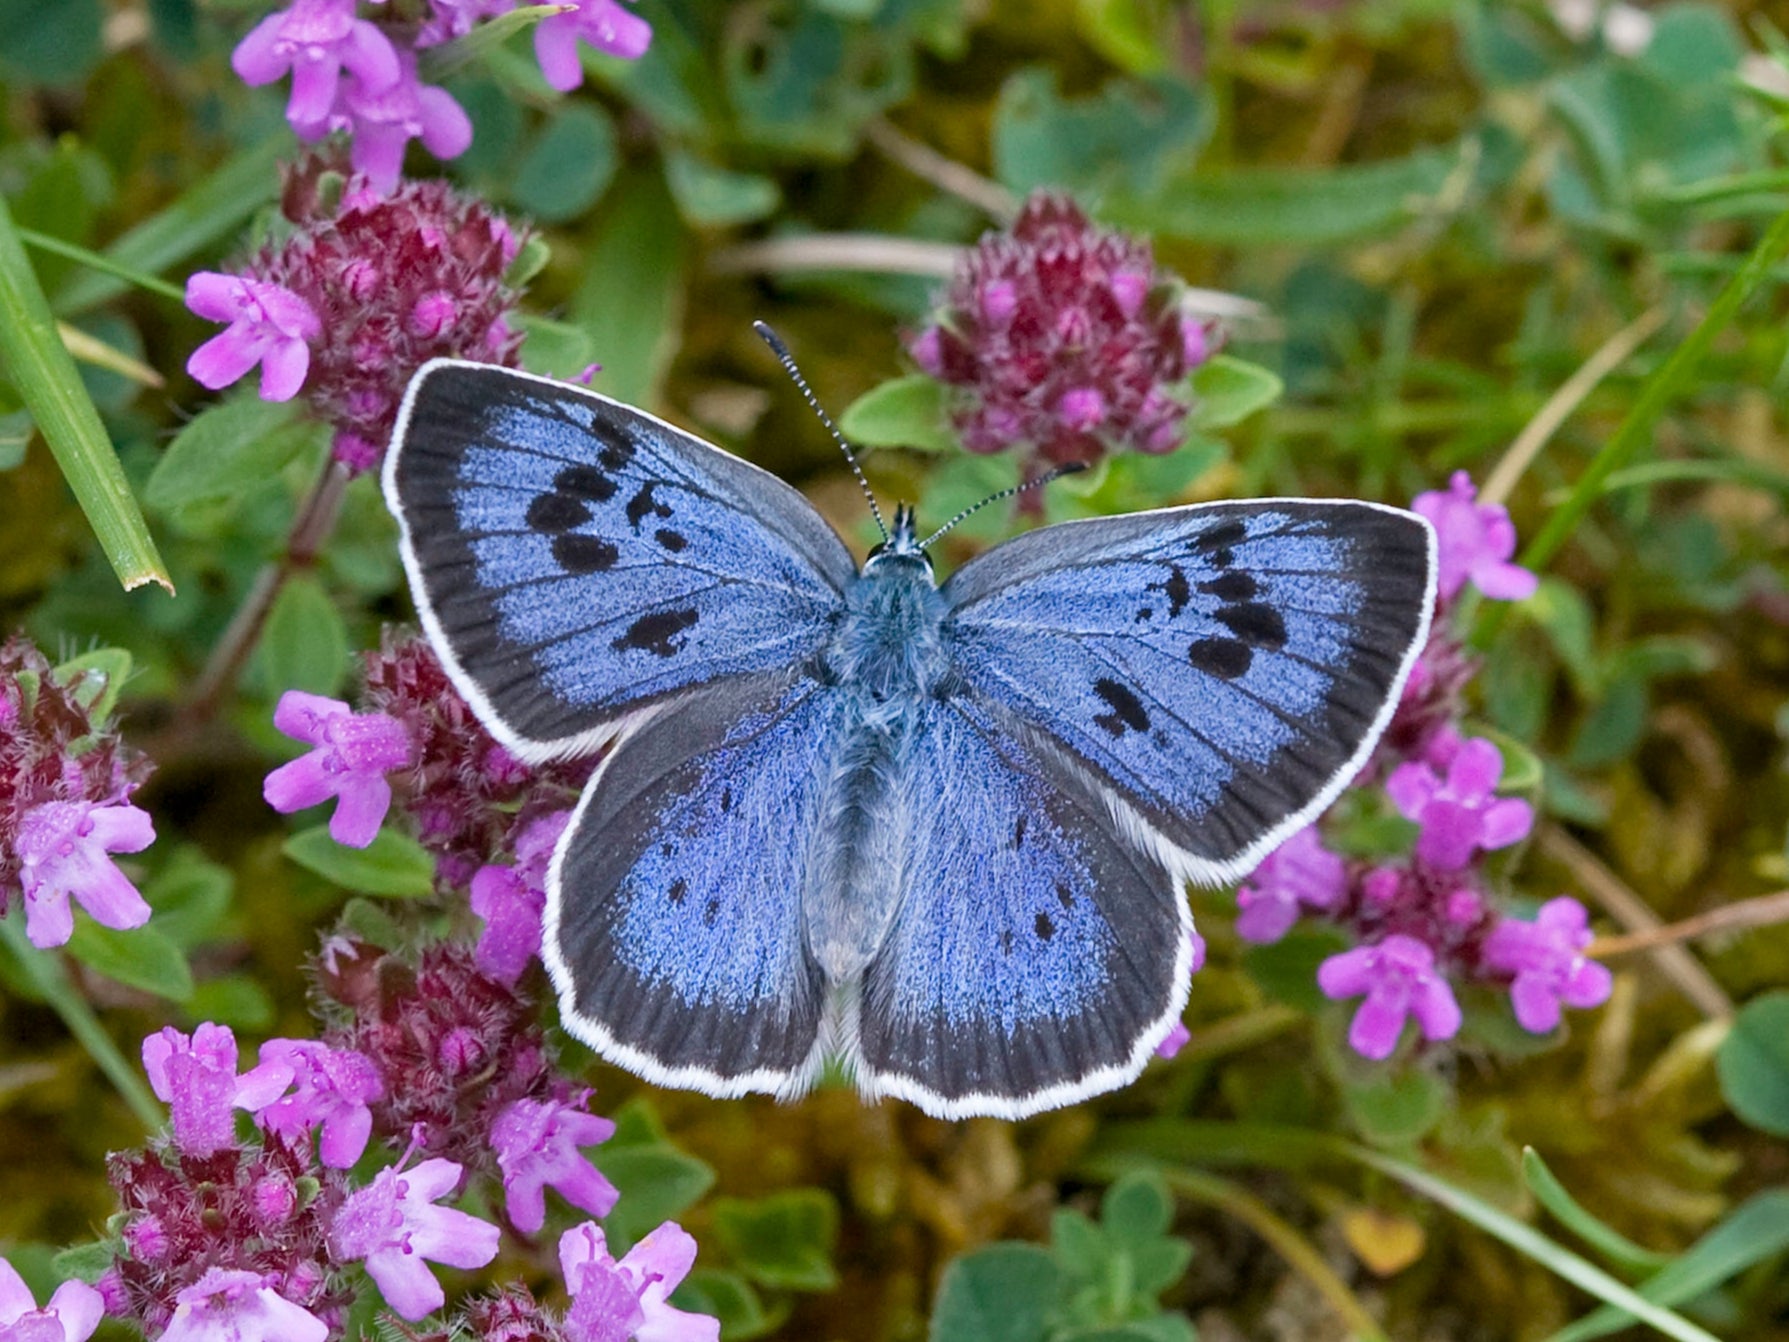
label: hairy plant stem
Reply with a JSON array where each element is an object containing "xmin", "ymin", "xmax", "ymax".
[
  {"xmin": 184, "ymin": 456, "xmax": 351, "ymax": 723},
  {"xmin": 0, "ymin": 916, "xmax": 164, "ymax": 1132}
]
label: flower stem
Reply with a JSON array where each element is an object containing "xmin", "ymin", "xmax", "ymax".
[
  {"xmin": 184, "ymin": 456, "xmax": 351, "ymax": 722},
  {"xmin": 0, "ymin": 915, "xmax": 164, "ymax": 1132}
]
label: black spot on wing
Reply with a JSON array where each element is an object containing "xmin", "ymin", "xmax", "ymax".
[
  {"xmin": 1195, "ymin": 518, "xmax": 1248, "ymax": 552},
  {"xmin": 626, "ymin": 481, "xmax": 673, "ymax": 531},
  {"xmin": 1034, "ymin": 911, "xmax": 1055, "ymax": 940},
  {"xmin": 668, "ymin": 877, "xmax": 687, "ymax": 905},
  {"xmin": 1146, "ymin": 564, "xmax": 1191, "ymax": 618},
  {"xmin": 555, "ymin": 464, "xmax": 617, "ymax": 503},
  {"xmin": 1188, "ymin": 637, "xmax": 1251, "ymax": 679},
  {"xmin": 1013, "ymin": 815, "xmax": 1027, "ymax": 848},
  {"xmin": 720, "ymin": 786, "xmax": 733, "ymax": 814},
  {"xmin": 553, "ymin": 534, "xmax": 619, "ymax": 573},
  {"xmin": 702, "ymin": 897, "xmax": 720, "ymax": 928},
  {"xmin": 1055, "ymin": 883, "xmax": 1074, "ymax": 910},
  {"xmin": 613, "ymin": 608, "xmax": 699, "ymax": 657},
  {"xmin": 527, "ymin": 493, "xmax": 589, "ymax": 533},
  {"xmin": 654, "ymin": 528, "xmax": 688, "ymax": 552},
  {"xmin": 1199, "ymin": 571, "xmax": 1259, "ymax": 602},
  {"xmin": 1216, "ymin": 602, "xmax": 1287, "ymax": 651},
  {"xmin": 597, "ymin": 436, "xmax": 634, "ymax": 472},
  {"xmin": 1092, "ymin": 677, "xmax": 1151, "ymax": 737}
]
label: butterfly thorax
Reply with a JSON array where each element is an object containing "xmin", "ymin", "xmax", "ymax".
[{"xmin": 829, "ymin": 508, "xmax": 948, "ymax": 703}]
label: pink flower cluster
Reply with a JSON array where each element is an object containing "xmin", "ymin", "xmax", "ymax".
[
  {"xmin": 186, "ymin": 163, "xmax": 530, "ymax": 473},
  {"xmin": 231, "ymin": 0, "xmax": 649, "ymax": 190},
  {"xmin": 909, "ymin": 192, "xmax": 1219, "ymax": 480},
  {"xmin": 0, "ymin": 636, "xmax": 156, "ymax": 949},
  {"xmin": 1223, "ymin": 475, "xmax": 1610, "ymax": 1060},
  {"xmin": 95, "ymin": 1017, "xmax": 715, "ymax": 1342}
]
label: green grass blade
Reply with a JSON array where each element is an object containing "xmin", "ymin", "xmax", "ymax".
[
  {"xmin": 52, "ymin": 136, "xmax": 288, "ymax": 317},
  {"xmin": 15, "ymin": 225, "xmax": 185, "ymax": 303},
  {"xmin": 0, "ymin": 192, "xmax": 171, "ymax": 593},
  {"xmin": 1519, "ymin": 207, "xmax": 1789, "ymax": 574},
  {"xmin": 1345, "ymin": 1145, "xmax": 1721, "ymax": 1342},
  {"xmin": 1522, "ymin": 1148, "xmax": 1673, "ymax": 1275}
]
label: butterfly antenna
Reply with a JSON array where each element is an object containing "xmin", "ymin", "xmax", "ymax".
[
  {"xmin": 753, "ymin": 321, "xmax": 889, "ymax": 543},
  {"xmin": 917, "ymin": 462, "xmax": 1089, "ymax": 550}
]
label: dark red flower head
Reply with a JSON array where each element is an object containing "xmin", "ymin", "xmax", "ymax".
[{"xmin": 909, "ymin": 192, "xmax": 1216, "ymax": 472}]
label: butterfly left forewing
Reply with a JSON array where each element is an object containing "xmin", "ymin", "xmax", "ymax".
[
  {"xmin": 852, "ymin": 698, "xmax": 1191, "ymax": 1120},
  {"xmin": 941, "ymin": 500, "xmax": 1435, "ymax": 885},
  {"xmin": 384, "ymin": 361, "xmax": 854, "ymax": 762}
]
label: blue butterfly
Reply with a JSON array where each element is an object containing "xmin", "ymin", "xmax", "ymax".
[{"xmin": 382, "ymin": 357, "xmax": 1436, "ymax": 1119}]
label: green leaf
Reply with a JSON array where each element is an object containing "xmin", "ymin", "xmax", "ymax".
[
  {"xmin": 838, "ymin": 375, "xmax": 956, "ymax": 452},
  {"xmin": 516, "ymin": 313, "xmax": 599, "ymax": 380},
  {"xmin": 281, "ymin": 826, "xmax": 437, "ymax": 899},
  {"xmin": 1549, "ymin": 1192, "xmax": 1789, "ymax": 1342},
  {"xmin": 710, "ymin": 1189, "xmax": 840, "ymax": 1291},
  {"xmin": 992, "ymin": 68, "xmax": 1208, "ymax": 197},
  {"xmin": 143, "ymin": 849, "xmax": 234, "ymax": 949},
  {"xmin": 1241, "ymin": 926, "xmax": 1350, "ymax": 1012},
  {"xmin": 590, "ymin": 1099, "xmax": 717, "ymax": 1247},
  {"xmin": 1341, "ymin": 1069, "xmax": 1448, "ymax": 1147},
  {"xmin": 928, "ymin": 1243, "xmax": 1058, "ymax": 1342},
  {"xmin": 0, "ymin": 191, "xmax": 170, "ymax": 592},
  {"xmin": 663, "ymin": 150, "xmax": 782, "ymax": 227},
  {"xmin": 51, "ymin": 646, "xmax": 131, "ymax": 724},
  {"xmin": 65, "ymin": 920, "xmax": 193, "ymax": 1001},
  {"xmin": 1188, "ymin": 355, "xmax": 1282, "ymax": 431},
  {"xmin": 1717, "ymin": 990, "xmax": 1789, "ymax": 1136},
  {"xmin": 574, "ymin": 169, "xmax": 686, "ymax": 408},
  {"xmin": 186, "ymin": 974, "xmax": 277, "ymax": 1030},
  {"xmin": 672, "ymin": 1269, "xmax": 778, "ymax": 1341},
  {"xmin": 1522, "ymin": 1148, "xmax": 1671, "ymax": 1275},
  {"xmin": 50, "ymin": 1241, "xmax": 114, "ymax": 1284},
  {"xmin": 1521, "ymin": 577, "xmax": 1598, "ymax": 694},
  {"xmin": 1099, "ymin": 1172, "xmax": 1174, "ymax": 1243},
  {"xmin": 0, "ymin": 0, "xmax": 103, "ymax": 86},
  {"xmin": 145, "ymin": 394, "xmax": 320, "ymax": 513},
  {"xmin": 1110, "ymin": 145, "xmax": 1464, "ymax": 247},
  {"xmin": 509, "ymin": 104, "xmax": 619, "ymax": 224},
  {"xmin": 257, "ymin": 575, "xmax": 349, "ymax": 699}
]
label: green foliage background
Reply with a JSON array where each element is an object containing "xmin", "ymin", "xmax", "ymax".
[{"xmin": 3, "ymin": 0, "xmax": 1789, "ymax": 1338}]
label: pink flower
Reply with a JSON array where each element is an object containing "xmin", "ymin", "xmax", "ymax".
[
  {"xmin": 0, "ymin": 1258, "xmax": 104, "ymax": 1342},
  {"xmin": 142, "ymin": 1023, "xmax": 291, "ymax": 1158},
  {"xmin": 157, "ymin": 1269, "xmax": 327, "ymax": 1342},
  {"xmin": 1318, "ymin": 934, "xmax": 1462, "ymax": 1060},
  {"xmin": 1481, "ymin": 897, "xmax": 1613, "ymax": 1033},
  {"xmin": 489, "ymin": 1093, "xmax": 618, "ymax": 1234},
  {"xmin": 247, "ymin": 1039, "xmax": 385, "ymax": 1168},
  {"xmin": 231, "ymin": 0, "xmax": 401, "ymax": 131},
  {"xmin": 293, "ymin": 51, "xmax": 472, "ymax": 192},
  {"xmin": 263, "ymin": 691, "xmax": 412, "ymax": 848},
  {"xmin": 470, "ymin": 810, "xmax": 570, "ymax": 984},
  {"xmin": 417, "ymin": 0, "xmax": 519, "ymax": 46},
  {"xmin": 1386, "ymin": 737, "xmax": 1533, "ymax": 871},
  {"xmin": 1411, "ymin": 471, "xmax": 1538, "ymax": 604},
  {"xmin": 534, "ymin": 0, "xmax": 653, "ymax": 91},
  {"xmin": 185, "ymin": 274, "xmax": 321, "ymax": 402},
  {"xmin": 1234, "ymin": 826, "xmax": 1347, "ymax": 944},
  {"xmin": 14, "ymin": 799, "xmax": 154, "ymax": 949},
  {"xmin": 560, "ymin": 1221, "xmax": 718, "ymax": 1342},
  {"xmin": 328, "ymin": 1158, "xmax": 499, "ymax": 1320}
]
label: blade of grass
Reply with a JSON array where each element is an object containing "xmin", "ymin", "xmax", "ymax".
[
  {"xmin": 53, "ymin": 136, "xmax": 287, "ymax": 317},
  {"xmin": 58, "ymin": 321, "xmax": 164, "ymax": 388},
  {"xmin": 15, "ymin": 225, "xmax": 185, "ymax": 304},
  {"xmin": 1516, "ymin": 207, "xmax": 1789, "ymax": 575},
  {"xmin": 1522, "ymin": 1148, "xmax": 1673, "ymax": 1275},
  {"xmin": 0, "ymin": 916, "xmax": 163, "ymax": 1133},
  {"xmin": 0, "ymin": 192, "xmax": 172, "ymax": 593}
]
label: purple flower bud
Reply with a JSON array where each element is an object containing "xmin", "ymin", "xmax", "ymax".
[
  {"xmin": 1153, "ymin": 1020, "xmax": 1191, "ymax": 1060},
  {"xmin": 252, "ymin": 1175, "xmax": 299, "ymax": 1228},
  {"xmin": 231, "ymin": 0, "xmax": 402, "ymax": 132},
  {"xmin": 560, "ymin": 1221, "xmax": 717, "ymax": 1342},
  {"xmin": 14, "ymin": 799, "xmax": 154, "ymax": 948},
  {"xmin": 489, "ymin": 1093, "xmax": 618, "ymax": 1234},
  {"xmin": 438, "ymin": 1026, "xmax": 486, "ymax": 1078},
  {"xmin": 1111, "ymin": 270, "xmax": 1149, "ymax": 318},
  {"xmin": 0, "ymin": 1259, "xmax": 105, "ymax": 1342},
  {"xmin": 1318, "ymin": 934, "xmax": 1462, "ymax": 1059},
  {"xmin": 471, "ymin": 810, "xmax": 570, "ymax": 984},
  {"xmin": 1234, "ymin": 826, "xmax": 1346, "ymax": 944},
  {"xmin": 1056, "ymin": 387, "xmax": 1106, "ymax": 431},
  {"xmin": 124, "ymin": 1214, "xmax": 171, "ymax": 1264},
  {"xmin": 1386, "ymin": 737, "xmax": 1533, "ymax": 871},
  {"xmin": 263, "ymin": 692, "xmax": 411, "ymax": 848},
  {"xmin": 1181, "ymin": 316, "xmax": 1211, "ymax": 366},
  {"xmin": 1411, "ymin": 472, "xmax": 1538, "ymax": 604},
  {"xmin": 908, "ymin": 326, "xmax": 944, "ymax": 376},
  {"xmin": 93, "ymin": 1272, "xmax": 128, "ymax": 1319},
  {"xmin": 1480, "ymin": 897, "xmax": 1612, "ymax": 1033},
  {"xmin": 408, "ymin": 291, "xmax": 457, "ymax": 339},
  {"xmin": 158, "ymin": 1269, "xmax": 327, "ymax": 1342},
  {"xmin": 978, "ymin": 280, "xmax": 1018, "ymax": 325},
  {"xmin": 185, "ymin": 273, "xmax": 321, "ymax": 402},
  {"xmin": 329, "ymin": 1159, "xmax": 499, "ymax": 1320},
  {"xmin": 534, "ymin": 0, "xmax": 653, "ymax": 92},
  {"xmin": 248, "ymin": 1039, "xmax": 384, "ymax": 1169}
]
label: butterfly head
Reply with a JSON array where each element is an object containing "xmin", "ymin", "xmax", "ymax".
[{"xmin": 864, "ymin": 503, "xmax": 935, "ymax": 575}]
